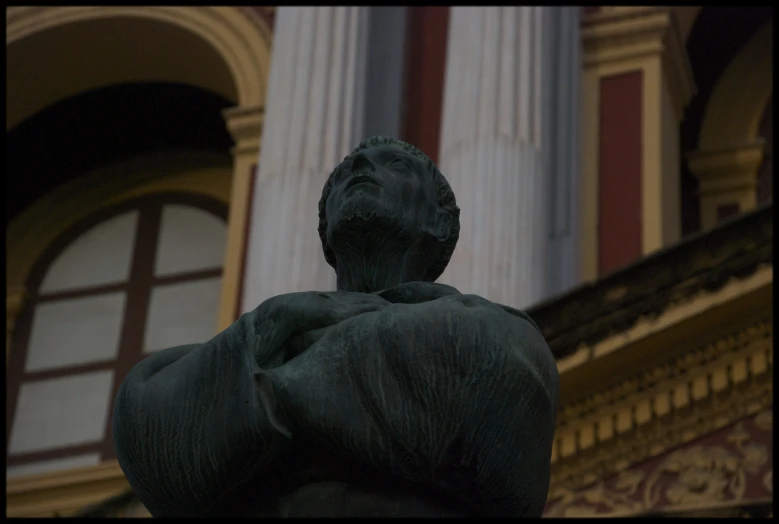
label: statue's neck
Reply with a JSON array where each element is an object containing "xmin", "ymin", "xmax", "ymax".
[
  {"xmin": 333, "ymin": 231, "xmax": 444, "ymax": 293},
  {"xmin": 334, "ymin": 245, "xmax": 425, "ymax": 293}
]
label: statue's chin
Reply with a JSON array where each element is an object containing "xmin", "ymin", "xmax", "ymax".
[
  {"xmin": 333, "ymin": 195, "xmax": 394, "ymax": 229},
  {"xmin": 328, "ymin": 202, "xmax": 413, "ymax": 256}
]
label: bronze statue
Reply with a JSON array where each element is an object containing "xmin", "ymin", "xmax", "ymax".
[{"xmin": 113, "ymin": 136, "xmax": 559, "ymax": 517}]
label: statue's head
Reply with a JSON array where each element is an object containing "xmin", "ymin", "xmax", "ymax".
[{"xmin": 318, "ymin": 136, "xmax": 460, "ymax": 283}]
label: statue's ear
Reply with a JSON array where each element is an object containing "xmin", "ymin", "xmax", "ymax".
[{"xmin": 432, "ymin": 208, "xmax": 453, "ymax": 243}]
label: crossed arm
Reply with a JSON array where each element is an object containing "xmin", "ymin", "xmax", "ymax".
[
  {"xmin": 113, "ymin": 292, "xmax": 558, "ymax": 517},
  {"xmin": 113, "ymin": 311, "xmax": 279, "ymax": 516},
  {"xmin": 263, "ymin": 294, "xmax": 559, "ymax": 517},
  {"xmin": 113, "ymin": 291, "xmax": 388, "ymax": 516}
]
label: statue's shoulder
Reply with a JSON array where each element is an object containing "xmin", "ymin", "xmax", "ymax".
[
  {"xmin": 252, "ymin": 290, "xmax": 376, "ymax": 308},
  {"xmin": 428, "ymin": 293, "xmax": 543, "ymax": 336},
  {"xmin": 374, "ymin": 282, "xmax": 542, "ymax": 337},
  {"xmin": 247, "ymin": 290, "xmax": 341, "ymax": 315},
  {"xmin": 241, "ymin": 290, "xmax": 387, "ymax": 332},
  {"xmin": 493, "ymin": 300, "xmax": 544, "ymax": 335}
]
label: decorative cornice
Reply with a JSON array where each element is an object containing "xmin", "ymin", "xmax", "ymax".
[
  {"xmin": 582, "ymin": 7, "xmax": 668, "ymax": 61},
  {"xmin": 687, "ymin": 141, "xmax": 766, "ymax": 192},
  {"xmin": 528, "ymin": 204, "xmax": 773, "ymax": 362},
  {"xmin": 582, "ymin": 6, "xmax": 695, "ymax": 120},
  {"xmin": 555, "ymin": 263, "xmax": 772, "ymax": 383},
  {"xmin": 550, "ymin": 314, "xmax": 773, "ymax": 490},
  {"xmin": 556, "ymin": 315, "xmax": 771, "ymax": 429},
  {"xmin": 222, "ymin": 104, "xmax": 264, "ymax": 157},
  {"xmin": 553, "ymin": 374, "xmax": 772, "ymax": 492}
]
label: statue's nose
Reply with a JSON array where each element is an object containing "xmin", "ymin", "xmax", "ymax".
[{"xmin": 351, "ymin": 153, "xmax": 373, "ymax": 173}]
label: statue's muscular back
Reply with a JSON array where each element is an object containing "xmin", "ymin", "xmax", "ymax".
[{"xmin": 113, "ymin": 282, "xmax": 558, "ymax": 517}]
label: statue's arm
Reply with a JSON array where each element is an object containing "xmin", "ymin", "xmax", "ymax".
[
  {"xmin": 378, "ymin": 296, "xmax": 558, "ymax": 516},
  {"xmin": 112, "ymin": 291, "xmax": 387, "ymax": 517},
  {"xmin": 112, "ymin": 307, "xmax": 288, "ymax": 517},
  {"xmin": 414, "ymin": 296, "xmax": 559, "ymax": 517},
  {"xmin": 265, "ymin": 294, "xmax": 558, "ymax": 517}
]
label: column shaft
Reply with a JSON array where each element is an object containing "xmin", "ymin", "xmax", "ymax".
[
  {"xmin": 438, "ymin": 7, "xmax": 580, "ymax": 308},
  {"xmin": 242, "ymin": 7, "xmax": 368, "ymax": 311}
]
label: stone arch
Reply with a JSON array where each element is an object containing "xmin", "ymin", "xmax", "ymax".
[
  {"xmin": 698, "ymin": 21, "xmax": 772, "ymax": 150},
  {"xmin": 6, "ymin": 6, "xmax": 272, "ymax": 129},
  {"xmin": 686, "ymin": 21, "xmax": 772, "ymax": 231},
  {"xmin": 6, "ymin": 7, "xmax": 271, "ymax": 338}
]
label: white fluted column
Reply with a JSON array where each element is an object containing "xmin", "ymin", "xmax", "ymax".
[
  {"xmin": 546, "ymin": 7, "xmax": 581, "ymax": 298},
  {"xmin": 437, "ymin": 7, "xmax": 580, "ymax": 309},
  {"xmin": 242, "ymin": 7, "xmax": 369, "ymax": 312}
]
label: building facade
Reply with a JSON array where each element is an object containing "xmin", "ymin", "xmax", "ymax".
[{"xmin": 5, "ymin": 6, "xmax": 772, "ymax": 517}]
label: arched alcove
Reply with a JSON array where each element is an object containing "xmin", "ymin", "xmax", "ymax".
[
  {"xmin": 697, "ymin": 22, "xmax": 772, "ymax": 151},
  {"xmin": 6, "ymin": 6, "xmax": 271, "ymax": 130},
  {"xmin": 7, "ymin": 7, "xmax": 272, "ymax": 340},
  {"xmin": 679, "ymin": 7, "xmax": 772, "ymax": 234}
]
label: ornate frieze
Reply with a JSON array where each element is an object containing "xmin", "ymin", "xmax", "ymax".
[
  {"xmin": 550, "ymin": 313, "xmax": 772, "ymax": 489},
  {"xmin": 545, "ymin": 409, "xmax": 773, "ymax": 516}
]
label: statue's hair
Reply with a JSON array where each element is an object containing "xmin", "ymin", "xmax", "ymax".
[{"xmin": 318, "ymin": 136, "xmax": 460, "ymax": 282}]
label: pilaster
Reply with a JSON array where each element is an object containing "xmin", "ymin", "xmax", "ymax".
[
  {"xmin": 581, "ymin": 7, "xmax": 696, "ymax": 278},
  {"xmin": 218, "ymin": 104, "xmax": 263, "ymax": 329}
]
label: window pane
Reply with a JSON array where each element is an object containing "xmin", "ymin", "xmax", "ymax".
[
  {"xmin": 25, "ymin": 293, "xmax": 126, "ymax": 372},
  {"xmin": 143, "ymin": 277, "xmax": 221, "ymax": 353},
  {"xmin": 154, "ymin": 205, "xmax": 226, "ymax": 276},
  {"xmin": 40, "ymin": 211, "xmax": 138, "ymax": 293},
  {"xmin": 6, "ymin": 453, "xmax": 101, "ymax": 479},
  {"xmin": 9, "ymin": 371, "xmax": 114, "ymax": 455}
]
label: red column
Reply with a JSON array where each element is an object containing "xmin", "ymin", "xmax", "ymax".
[
  {"xmin": 598, "ymin": 72, "xmax": 643, "ymax": 275},
  {"xmin": 400, "ymin": 7, "xmax": 450, "ymax": 164}
]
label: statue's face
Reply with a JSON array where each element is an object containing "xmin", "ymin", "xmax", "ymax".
[{"xmin": 326, "ymin": 145, "xmax": 439, "ymax": 239}]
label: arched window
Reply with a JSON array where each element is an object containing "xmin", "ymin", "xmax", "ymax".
[{"xmin": 6, "ymin": 193, "xmax": 227, "ymax": 478}]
